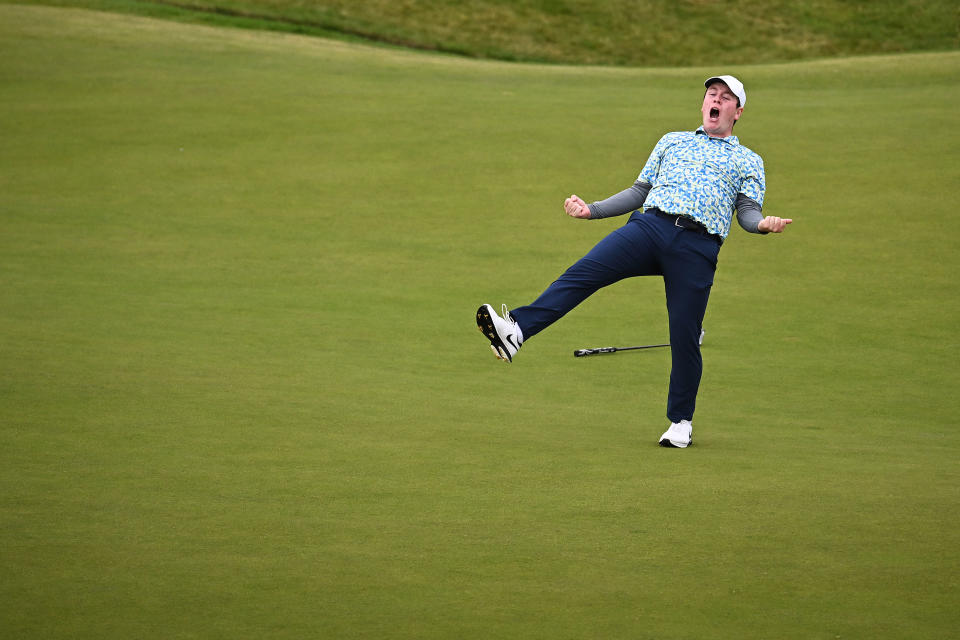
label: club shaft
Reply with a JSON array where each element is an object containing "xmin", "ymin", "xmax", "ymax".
[{"xmin": 613, "ymin": 343, "xmax": 670, "ymax": 352}]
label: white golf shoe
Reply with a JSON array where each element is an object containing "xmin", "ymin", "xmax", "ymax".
[
  {"xmin": 659, "ymin": 420, "xmax": 693, "ymax": 448},
  {"xmin": 476, "ymin": 303, "xmax": 523, "ymax": 362}
]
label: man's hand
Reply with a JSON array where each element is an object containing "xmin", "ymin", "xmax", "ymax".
[
  {"xmin": 757, "ymin": 216, "xmax": 793, "ymax": 233},
  {"xmin": 564, "ymin": 195, "xmax": 591, "ymax": 219}
]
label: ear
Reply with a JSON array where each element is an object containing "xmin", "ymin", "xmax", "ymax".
[{"xmin": 734, "ymin": 107, "xmax": 743, "ymax": 121}]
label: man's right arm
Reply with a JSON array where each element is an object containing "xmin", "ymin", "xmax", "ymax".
[
  {"xmin": 564, "ymin": 181, "xmax": 652, "ymax": 219},
  {"xmin": 565, "ymin": 134, "xmax": 669, "ymax": 220},
  {"xmin": 588, "ymin": 181, "xmax": 651, "ymax": 219}
]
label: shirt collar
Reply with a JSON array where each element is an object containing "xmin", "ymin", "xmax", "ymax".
[{"xmin": 695, "ymin": 126, "xmax": 739, "ymax": 146}]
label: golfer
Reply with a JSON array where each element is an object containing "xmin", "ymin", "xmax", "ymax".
[{"xmin": 476, "ymin": 75, "xmax": 791, "ymax": 448}]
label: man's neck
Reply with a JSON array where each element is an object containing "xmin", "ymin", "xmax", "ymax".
[{"xmin": 697, "ymin": 126, "xmax": 733, "ymax": 139}]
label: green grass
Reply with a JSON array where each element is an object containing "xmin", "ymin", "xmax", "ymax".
[
  {"xmin": 2, "ymin": 4, "xmax": 959, "ymax": 638},
  {"xmin": 5, "ymin": 0, "xmax": 959, "ymax": 66}
]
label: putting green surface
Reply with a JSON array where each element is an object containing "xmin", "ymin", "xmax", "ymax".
[{"xmin": 1, "ymin": 5, "xmax": 958, "ymax": 638}]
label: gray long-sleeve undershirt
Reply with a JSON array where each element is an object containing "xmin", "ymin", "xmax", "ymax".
[{"xmin": 587, "ymin": 181, "xmax": 766, "ymax": 233}]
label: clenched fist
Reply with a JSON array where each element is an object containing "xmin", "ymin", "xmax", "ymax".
[{"xmin": 564, "ymin": 195, "xmax": 591, "ymax": 219}]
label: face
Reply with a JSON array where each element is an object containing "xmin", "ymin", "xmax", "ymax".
[{"xmin": 701, "ymin": 81, "xmax": 743, "ymax": 138}]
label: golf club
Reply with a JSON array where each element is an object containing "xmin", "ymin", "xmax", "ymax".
[
  {"xmin": 574, "ymin": 343, "xmax": 669, "ymax": 357},
  {"xmin": 574, "ymin": 329, "xmax": 704, "ymax": 357}
]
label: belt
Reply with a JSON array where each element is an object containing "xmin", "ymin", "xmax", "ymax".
[{"xmin": 652, "ymin": 209, "xmax": 723, "ymax": 245}]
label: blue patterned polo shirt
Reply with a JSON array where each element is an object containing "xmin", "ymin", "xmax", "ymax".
[{"xmin": 638, "ymin": 127, "xmax": 765, "ymax": 239}]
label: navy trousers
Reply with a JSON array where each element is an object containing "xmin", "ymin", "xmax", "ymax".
[{"xmin": 510, "ymin": 210, "xmax": 720, "ymax": 423}]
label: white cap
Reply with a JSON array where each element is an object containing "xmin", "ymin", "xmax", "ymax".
[{"xmin": 704, "ymin": 75, "xmax": 746, "ymax": 107}]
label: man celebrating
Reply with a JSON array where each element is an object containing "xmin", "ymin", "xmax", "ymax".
[{"xmin": 476, "ymin": 75, "xmax": 791, "ymax": 448}]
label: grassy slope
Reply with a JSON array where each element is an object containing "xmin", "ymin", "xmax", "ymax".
[
  {"xmin": 4, "ymin": 0, "xmax": 959, "ymax": 65},
  {"xmin": 2, "ymin": 4, "xmax": 959, "ymax": 639}
]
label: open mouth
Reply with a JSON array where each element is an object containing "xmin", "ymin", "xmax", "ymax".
[{"xmin": 709, "ymin": 107, "xmax": 720, "ymax": 119}]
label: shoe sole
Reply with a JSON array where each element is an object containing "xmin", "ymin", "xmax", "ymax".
[
  {"xmin": 658, "ymin": 438, "xmax": 692, "ymax": 448},
  {"xmin": 476, "ymin": 305, "xmax": 511, "ymax": 362}
]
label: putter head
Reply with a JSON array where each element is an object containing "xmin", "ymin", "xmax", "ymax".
[{"xmin": 573, "ymin": 347, "xmax": 616, "ymax": 357}]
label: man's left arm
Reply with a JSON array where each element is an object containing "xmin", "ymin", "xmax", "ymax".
[
  {"xmin": 735, "ymin": 195, "xmax": 792, "ymax": 234},
  {"xmin": 758, "ymin": 215, "xmax": 792, "ymax": 233},
  {"xmin": 735, "ymin": 151, "xmax": 792, "ymax": 234}
]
